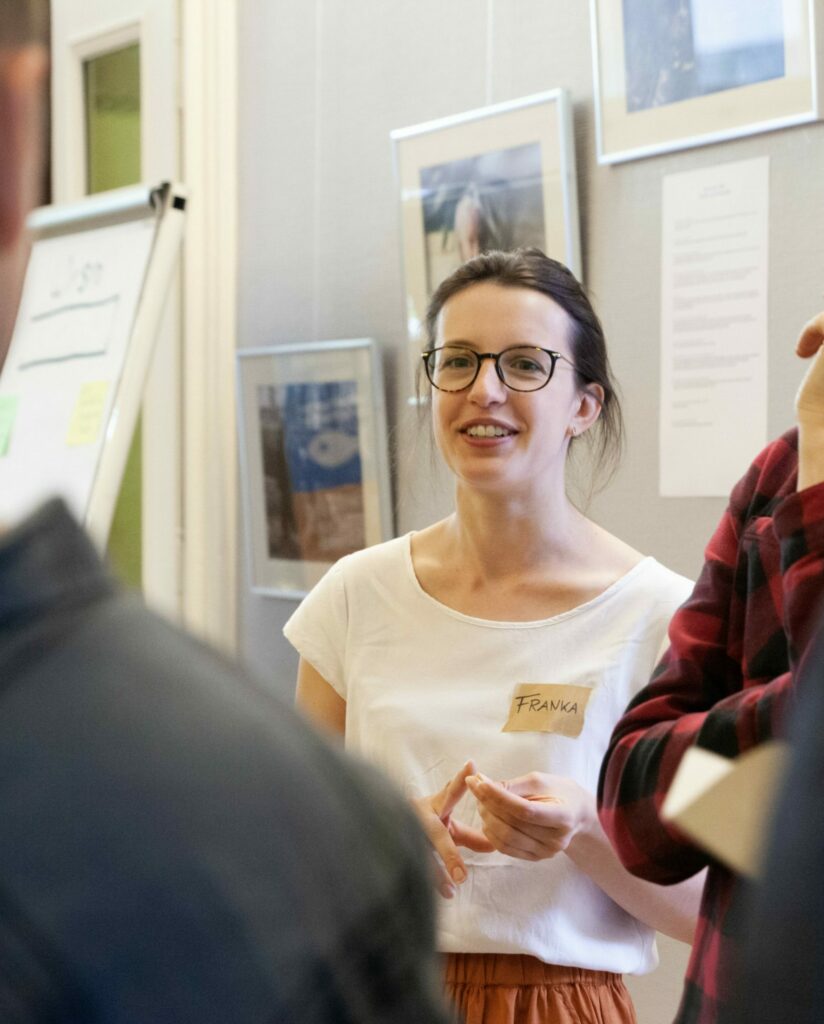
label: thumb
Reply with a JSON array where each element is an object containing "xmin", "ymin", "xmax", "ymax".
[
  {"xmin": 492, "ymin": 773, "xmax": 563, "ymax": 803},
  {"xmin": 493, "ymin": 773, "xmax": 538, "ymax": 799},
  {"xmin": 796, "ymin": 343, "xmax": 824, "ymax": 415},
  {"xmin": 797, "ymin": 313, "xmax": 824, "ymax": 359}
]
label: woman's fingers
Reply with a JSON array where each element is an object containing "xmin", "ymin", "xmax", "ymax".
[
  {"xmin": 467, "ymin": 773, "xmax": 571, "ymax": 831},
  {"xmin": 480, "ymin": 814, "xmax": 565, "ymax": 860},
  {"xmin": 412, "ymin": 794, "xmax": 469, "ymax": 886},
  {"xmin": 412, "ymin": 761, "xmax": 499, "ymax": 894},
  {"xmin": 449, "ymin": 817, "xmax": 495, "ymax": 853},
  {"xmin": 431, "ymin": 853, "xmax": 457, "ymax": 899},
  {"xmin": 467, "ymin": 771, "xmax": 594, "ymax": 861},
  {"xmin": 477, "ymin": 805, "xmax": 567, "ymax": 854},
  {"xmin": 435, "ymin": 760, "xmax": 477, "ymax": 819}
]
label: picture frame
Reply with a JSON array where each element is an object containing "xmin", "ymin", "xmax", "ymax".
[
  {"xmin": 236, "ymin": 339, "xmax": 393, "ymax": 597},
  {"xmin": 391, "ymin": 89, "xmax": 581, "ymax": 383},
  {"xmin": 591, "ymin": 0, "xmax": 819, "ymax": 165}
]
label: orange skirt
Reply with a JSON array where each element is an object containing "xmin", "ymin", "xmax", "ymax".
[{"xmin": 444, "ymin": 953, "xmax": 637, "ymax": 1024}]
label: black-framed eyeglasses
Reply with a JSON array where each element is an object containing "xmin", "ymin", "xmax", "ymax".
[{"xmin": 421, "ymin": 345, "xmax": 576, "ymax": 393}]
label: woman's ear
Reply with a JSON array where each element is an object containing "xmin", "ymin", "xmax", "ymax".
[{"xmin": 569, "ymin": 383, "xmax": 604, "ymax": 438}]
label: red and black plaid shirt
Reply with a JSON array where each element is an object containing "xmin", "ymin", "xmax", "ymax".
[{"xmin": 598, "ymin": 429, "xmax": 824, "ymax": 1024}]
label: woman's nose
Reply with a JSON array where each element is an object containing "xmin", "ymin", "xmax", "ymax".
[{"xmin": 468, "ymin": 357, "xmax": 506, "ymax": 404}]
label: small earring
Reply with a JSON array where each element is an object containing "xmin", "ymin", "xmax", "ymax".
[{"xmin": 569, "ymin": 425, "xmax": 577, "ymax": 437}]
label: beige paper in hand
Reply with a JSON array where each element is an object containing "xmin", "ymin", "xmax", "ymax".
[{"xmin": 661, "ymin": 741, "xmax": 789, "ymax": 879}]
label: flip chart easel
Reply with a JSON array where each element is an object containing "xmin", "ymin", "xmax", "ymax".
[{"xmin": 0, "ymin": 181, "xmax": 186, "ymax": 547}]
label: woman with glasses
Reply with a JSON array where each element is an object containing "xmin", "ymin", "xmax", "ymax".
[{"xmin": 285, "ymin": 249, "xmax": 700, "ymax": 1024}]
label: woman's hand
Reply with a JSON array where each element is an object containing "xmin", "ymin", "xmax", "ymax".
[
  {"xmin": 469, "ymin": 770, "xmax": 702, "ymax": 942},
  {"xmin": 411, "ymin": 760, "xmax": 494, "ymax": 898},
  {"xmin": 795, "ymin": 312, "xmax": 824, "ymax": 490},
  {"xmin": 466, "ymin": 771, "xmax": 595, "ymax": 861}
]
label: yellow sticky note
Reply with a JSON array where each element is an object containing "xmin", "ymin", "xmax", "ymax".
[
  {"xmin": 0, "ymin": 395, "xmax": 18, "ymax": 457},
  {"xmin": 67, "ymin": 381, "xmax": 110, "ymax": 447}
]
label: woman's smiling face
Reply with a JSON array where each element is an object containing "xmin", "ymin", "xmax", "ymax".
[{"xmin": 431, "ymin": 281, "xmax": 595, "ymax": 498}]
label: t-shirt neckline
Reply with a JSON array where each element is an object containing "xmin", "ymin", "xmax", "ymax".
[{"xmin": 401, "ymin": 532, "xmax": 655, "ymax": 630}]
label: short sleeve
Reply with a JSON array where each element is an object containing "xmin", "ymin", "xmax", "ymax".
[
  {"xmin": 283, "ymin": 560, "xmax": 350, "ymax": 698},
  {"xmin": 652, "ymin": 568, "xmax": 694, "ymax": 665}
]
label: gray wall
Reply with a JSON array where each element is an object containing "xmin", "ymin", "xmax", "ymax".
[{"xmin": 236, "ymin": 2, "xmax": 824, "ymax": 1018}]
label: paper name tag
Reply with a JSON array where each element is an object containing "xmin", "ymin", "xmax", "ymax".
[{"xmin": 502, "ymin": 683, "xmax": 593, "ymax": 737}]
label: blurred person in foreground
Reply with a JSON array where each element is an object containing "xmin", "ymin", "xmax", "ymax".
[
  {"xmin": 0, "ymin": 4, "xmax": 449, "ymax": 1022},
  {"xmin": 597, "ymin": 307, "xmax": 824, "ymax": 1024}
]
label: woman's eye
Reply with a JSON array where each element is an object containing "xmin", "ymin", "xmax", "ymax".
[
  {"xmin": 443, "ymin": 354, "xmax": 472, "ymax": 369},
  {"xmin": 510, "ymin": 358, "xmax": 542, "ymax": 372}
]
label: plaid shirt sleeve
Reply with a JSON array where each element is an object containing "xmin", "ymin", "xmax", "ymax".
[{"xmin": 598, "ymin": 430, "xmax": 824, "ymax": 885}]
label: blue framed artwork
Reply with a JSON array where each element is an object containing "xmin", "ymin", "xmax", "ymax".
[{"xmin": 236, "ymin": 339, "xmax": 393, "ymax": 596}]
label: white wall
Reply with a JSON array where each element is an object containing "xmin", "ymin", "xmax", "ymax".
[{"xmin": 236, "ymin": 2, "xmax": 824, "ymax": 1019}]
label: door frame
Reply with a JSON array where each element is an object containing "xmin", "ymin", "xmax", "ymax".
[{"xmin": 179, "ymin": 0, "xmax": 239, "ymax": 653}]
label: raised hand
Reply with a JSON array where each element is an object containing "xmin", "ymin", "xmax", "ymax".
[{"xmin": 795, "ymin": 311, "xmax": 824, "ymax": 490}]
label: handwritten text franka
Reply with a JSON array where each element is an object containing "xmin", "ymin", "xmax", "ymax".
[
  {"xmin": 502, "ymin": 683, "xmax": 593, "ymax": 736},
  {"xmin": 514, "ymin": 692, "xmax": 579, "ymax": 716}
]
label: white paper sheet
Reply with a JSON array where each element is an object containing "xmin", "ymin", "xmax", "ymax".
[{"xmin": 659, "ymin": 157, "xmax": 769, "ymax": 496}]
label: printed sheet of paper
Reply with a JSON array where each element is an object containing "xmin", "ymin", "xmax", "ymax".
[
  {"xmin": 659, "ymin": 157, "xmax": 769, "ymax": 496},
  {"xmin": 661, "ymin": 741, "xmax": 788, "ymax": 878}
]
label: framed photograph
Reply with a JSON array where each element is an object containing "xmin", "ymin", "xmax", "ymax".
[
  {"xmin": 591, "ymin": 0, "xmax": 819, "ymax": 164},
  {"xmin": 392, "ymin": 89, "xmax": 581, "ymax": 379},
  {"xmin": 236, "ymin": 339, "xmax": 393, "ymax": 597}
]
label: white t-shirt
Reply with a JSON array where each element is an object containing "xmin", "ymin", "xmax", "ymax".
[{"xmin": 284, "ymin": 534, "xmax": 692, "ymax": 975}]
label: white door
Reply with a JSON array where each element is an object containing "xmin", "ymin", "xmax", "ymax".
[{"xmin": 50, "ymin": 0, "xmax": 181, "ymax": 619}]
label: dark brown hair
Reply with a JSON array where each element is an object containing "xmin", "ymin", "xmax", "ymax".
[
  {"xmin": 422, "ymin": 247, "xmax": 624, "ymax": 487},
  {"xmin": 0, "ymin": 0, "xmax": 49, "ymax": 50}
]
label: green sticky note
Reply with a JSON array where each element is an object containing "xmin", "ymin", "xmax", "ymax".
[{"xmin": 0, "ymin": 396, "xmax": 19, "ymax": 457}]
